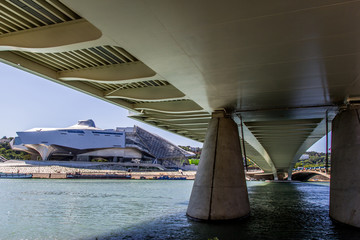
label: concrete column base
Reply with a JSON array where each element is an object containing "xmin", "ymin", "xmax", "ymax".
[
  {"xmin": 330, "ymin": 107, "xmax": 360, "ymax": 227},
  {"xmin": 276, "ymin": 172, "xmax": 287, "ymax": 180},
  {"xmin": 186, "ymin": 112, "xmax": 250, "ymax": 221},
  {"xmin": 288, "ymin": 169, "xmax": 293, "ymax": 181}
]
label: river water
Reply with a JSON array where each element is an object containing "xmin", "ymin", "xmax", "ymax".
[{"xmin": 0, "ymin": 179, "xmax": 359, "ymax": 240}]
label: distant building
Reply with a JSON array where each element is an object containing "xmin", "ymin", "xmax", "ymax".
[
  {"xmin": 11, "ymin": 120, "xmax": 195, "ymax": 168},
  {"xmin": 300, "ymin": 154, "xmax": 310, "ymax": 160}
]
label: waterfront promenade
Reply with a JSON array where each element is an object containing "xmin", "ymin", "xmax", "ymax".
[
  {"xmin": 0, "ymin": 160, "xmax": 330, "ymax": 181},
  {"xmin": 0, "ymin": 160, "xmax": 196, "ymax": 180}
]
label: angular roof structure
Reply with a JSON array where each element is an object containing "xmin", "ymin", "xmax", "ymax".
[{"xmin": 12, "ymin": 120, "xmax": 194, "ymax": 167}]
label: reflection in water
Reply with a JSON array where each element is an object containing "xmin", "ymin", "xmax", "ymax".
[
  {"xmin": 0, "ymin": 180, "xmax": 359, "ymax": 240},
  {"xmin": 101, "ymin": 182, "xmax": 360, "ymax": 240}
]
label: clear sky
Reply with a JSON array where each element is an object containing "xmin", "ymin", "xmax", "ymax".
[
  {"xmin": 308, "ymin": 133, "xmax": 331, "ymax": 153},
  {"xmin": 0, "ymin": 61, "xmax": 329, "ymax": 152},
  {"xmin": 0, "ymin": 62, "xmax": 203, "ymax": 147}
]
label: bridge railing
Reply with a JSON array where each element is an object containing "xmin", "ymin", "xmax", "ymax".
[{"xmin": 0, "ymin": 155, "xmax": 7, "ymax": 162}]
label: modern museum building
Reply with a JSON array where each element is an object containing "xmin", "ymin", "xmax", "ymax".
[{"xmin": 11, "ymin": 120, "xmax": 194, "ymax": 168}]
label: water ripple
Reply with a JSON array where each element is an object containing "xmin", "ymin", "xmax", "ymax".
[{"xmin": 1, "ymin": 180, "xmax": 360, "ymax": 239}]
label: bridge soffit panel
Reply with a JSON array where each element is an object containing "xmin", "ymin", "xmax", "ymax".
[
  {"xmin": 1, "ymin": 0, "xmax": 353, "ymax": 149},
  {"xmin": 232, "ymin": 114, "xmax": 276, "ymax": 174},
  {"xmin": 238, "ymin": 107, "xmax": 336, "ymax": 174},
  {"xmin": 246, "ymin": 118, "xmax": 323, "ymax": 172},
  {"xmin": 287, "ymin": 114, "xmax": 335, "ymax": 176},
  {"xmin": 0, "ymin": 0, "xmax": 210, "ymax": 142},
  {"xmin": 0, "ymin": 0, "xmax": 100, "ymax": 49}
]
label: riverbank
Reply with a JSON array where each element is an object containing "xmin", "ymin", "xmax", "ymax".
[
  {"xmin": 0, "ymin": 160, "xmax": 196, "ymax": 180},
  {"xmin": 0, "ymin": 160, "xmax": 329, "ymax": 182}
]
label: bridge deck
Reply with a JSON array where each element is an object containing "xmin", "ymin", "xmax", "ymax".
[{"xmin": 0, "ymin": 0, "xmax": 357, "ymax": 175}]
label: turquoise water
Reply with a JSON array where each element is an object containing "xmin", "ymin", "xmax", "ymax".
[{"xmin": 0, "ymin": 180, "xmax": 359, "ymax": 240}]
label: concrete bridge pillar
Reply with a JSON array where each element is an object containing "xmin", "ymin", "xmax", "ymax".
[
  {"xmin": 186, "ymin": 111, "xmax": 250, "ymax": 220},
  {"xmin": 330, "ymin": 106, "xmax": 360, "ymax": 227},
  {"xmin": 287, "ymin": 169, "xmax": 293, "ymax": 181},
  {"xmin": 275, "ymin": 171, "xmax": 286, "ymax": 180}
]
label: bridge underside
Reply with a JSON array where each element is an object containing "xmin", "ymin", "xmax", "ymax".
[
  {"xmin": 1, "ymin": 0, "xmax": 357, "ymax": 176},
  {"xmin": 1, "ymin": 0, "xmax": 360, "ymax": 224}
]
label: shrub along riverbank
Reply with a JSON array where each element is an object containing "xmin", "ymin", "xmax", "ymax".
[{"xmin": 0, "ymin": 138, "xmax": 30, "ymax": 160}]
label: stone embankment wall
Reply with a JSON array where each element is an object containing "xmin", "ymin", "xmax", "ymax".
[
  {"xmin": 0, "ymin": 165, "xmax": 196, "ymax": 179},
  {"xmin": 0, "ymin": 165, "xmax": 123, "ymax": 174},
  {"xmin": 131, "ymin": 171, "xmax": 196, "ymax": 180}
]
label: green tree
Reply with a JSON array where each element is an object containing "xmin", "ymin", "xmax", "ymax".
[{"xmin": 0, "ymin": 140, "xmax": 30, "ymax": 160}]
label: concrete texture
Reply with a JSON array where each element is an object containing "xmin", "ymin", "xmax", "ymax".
[
  {"xmin": 330, "ymin": 107, "xmax": 360, "ymax": 227},
  {"xmin": 187, "ymin": 112, "xmax": 250, "ymax": 220}
]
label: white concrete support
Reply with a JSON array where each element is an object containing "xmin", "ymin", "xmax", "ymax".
[
  {"xmin": 287, "ymin": 171, "xmax": 292, "ymax": 181},
  {"xmin": 330, "ymin": 107, "xmax": 360, "ymax": 227},
  {"xmin": 276, "ymin": 171, "xmax": 287, "ymax": 180},
  {"xmin": 273, "ymin": 173, "xmax": 279, "ymax": 181},
  {"xmin": 186, "ymin": 111, "xmax": 250, "ymax": 221}
]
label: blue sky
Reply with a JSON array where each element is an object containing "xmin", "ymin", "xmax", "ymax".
[{"xmin": 0, "ymin": 62, "xmax": 329, "ymax": 152}]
